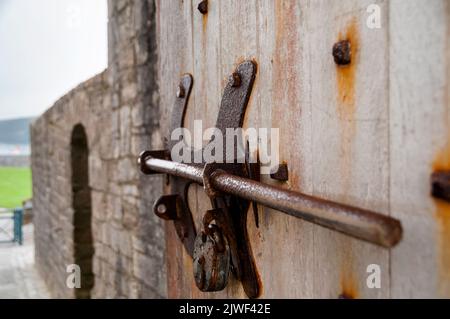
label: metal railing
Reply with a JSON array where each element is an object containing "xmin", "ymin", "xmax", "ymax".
[{"xmin": 0, "ymin": 208, "xmax": 23, "ymax": 245}]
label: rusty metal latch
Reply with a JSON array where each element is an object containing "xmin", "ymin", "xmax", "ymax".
[{"xmin": 139, "ymin": 60, "xmax": 403, "ymax": 298}]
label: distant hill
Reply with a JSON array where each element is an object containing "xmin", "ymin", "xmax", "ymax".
[{"xmin": 0, "ymin": 117, "xmax": 35, "ymax": 145}]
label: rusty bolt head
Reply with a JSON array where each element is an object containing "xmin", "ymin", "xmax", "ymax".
[
  {"xmin": 431, "ymin": 171, "xmax": 450, "ymax": 202},
  {"xmin": 332, "ymin": 40, "xmax": 352, "ymax": 65},
  {"xmin": 153, "ymin": 194, "xmax": 181, "ymax": 221},
  {"xmin": 270, "ymin": 163, "xmax": 289, "ymax": 182},
  {"xmin": 157, "ymin": 204, "xmax": 167, "ymax": 215},
  {"xmin": 176, "ymin": 84, "xmax": 185, "ymax": 98},
  {"xmin": 197, "ymin": 0, "xmax": 208, "ymax": 14},
  {"xmin": 229, "ymin": 72, "xmax": 241, "ymax": 87}
]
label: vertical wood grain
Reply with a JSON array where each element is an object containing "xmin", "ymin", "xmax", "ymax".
[
  {"xmin": 157, "ymin": 0, "xmax": 195, "ymax": 298},
  {"xmin": 390, "ymin": 0, "xmax": 450, "ymax": 298},
  {"xmin": 248, "ymin": 0, "xmax": 316, "ymax": 298},
  {"xmin": 304, "ymin": 0, "xmax": 390, "ymax": 299},
  {"xmin": 158, "ymin": 0, "xmax": 449, "ymax": 299},
  {"xmin": 188, "ymin": 0, "xmax": 223, "ymax": 298}
]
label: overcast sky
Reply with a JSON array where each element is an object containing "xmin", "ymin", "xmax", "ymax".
[{"xmin": 0, "ymin": 0, "xmax": 107, "ymax": 120}]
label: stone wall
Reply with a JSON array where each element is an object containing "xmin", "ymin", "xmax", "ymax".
[{"xmin": 30, "ymin": 0, "xmax": 166, "ymax": 298}]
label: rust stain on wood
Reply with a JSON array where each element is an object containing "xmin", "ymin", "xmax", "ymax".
[
  {"xmin": 335, "ymin": 18, "xmax": 359, "ymax": 195},
  {"xmin": 273, "ymin": 0, "xmax": 301, "ymax": 189},
  {"xmin": 434, "ymin": 0, "xmax": 450, "ymax": 297},
  {"xmin": 432, "ymin": 147, "xmax": 450, "ymax": 296},
  {"xmin": 288, "ymin": 168, "xmax": 300, "ymax": 189},
  {"xmin": 166, "ymin": 222, "xmax": 183, "ymax": 298},
  {"xmin": 336, "ymin": 18, "xmax": 359, "ymax": 117},
  {"xmin": 433, "ymin": 3, "xmax": 450, "ymax": 293},
  {"xmin": 339, "ymin": 256, "xmax": 358, "ymax": 299},
  {"xmin": 273, "ymin": 0, "xmax": 300, "ymax": 121},
  {"xmin": 201, "ymin": 6, "xmax": 207, "ymax": 32}
]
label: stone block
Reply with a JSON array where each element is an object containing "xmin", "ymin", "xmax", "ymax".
[{"xmin": 117, "ymin": 157, "xmax": 138, "ymax": 182}]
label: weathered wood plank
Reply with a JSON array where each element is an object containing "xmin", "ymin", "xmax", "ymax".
[
  {"xmin": 304, "ymin": 0, "xmax": 390, "ymax": 299},
  {"xmin": 246, "ymin": 0, "xmax": 316, "ymax": 298},
  {"xmin": 157, "ymin": 0, "xmax": 195, "ymax": 298},
  {"xmin": 188, "ymin": 0, "xmax": 223, "ymax": 298},
  {"xmin": 390, "ymin": 0, "xmax": 450, "ymax": 298},
  {"xmin": 158, "ymin": 0, "xmax": 449, "ymax": 299}
]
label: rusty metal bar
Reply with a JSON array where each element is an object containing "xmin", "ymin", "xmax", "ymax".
[{"xmin": 143, "ymin": 156, "xmax": 402, "ymax": 248}]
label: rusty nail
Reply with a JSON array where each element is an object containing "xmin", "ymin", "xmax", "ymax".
[
  {"xmin": 431, "ymin": 171, "xmax": 450, "ymax": 202},
  {"xmin": 229, "ymin": 72, "xmax": 241, "ymax": 87},
  {"xmin": 176, "ymin": 84, "xmax": 185, "ymax": 98},
  {"xmin": 332, "ymin": 40, "xmax": 352, "ymax": 65},
  {"xmin": 197, "ymin": 0, "xmax": 208, "ymax": 15},
  {"xmin": 270, "ymin": 163, "xmax": 289, "ymax": 182}
]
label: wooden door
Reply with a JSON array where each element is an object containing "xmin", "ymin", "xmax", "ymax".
[{"xmin": 156, "ymin": 0, "xmax": 450, "ymax": 298}]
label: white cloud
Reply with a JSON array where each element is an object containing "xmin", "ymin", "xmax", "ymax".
[{"xmin": 0, "ymin": 0, "xmax": 108, "ymax": 120}]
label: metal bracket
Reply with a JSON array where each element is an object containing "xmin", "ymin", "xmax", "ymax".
[
  {"xmin": 141, "ymin": 61, "xmax": 261, "ymax": 298},
  {"xmin": 139, "ymin": 60, "xmax": 403, "ymax": 299}
]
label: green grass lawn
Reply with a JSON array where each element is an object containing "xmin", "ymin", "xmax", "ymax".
[{"xmin": 0, "ymin": 167, "xmax": 32, "ymax": 209}]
